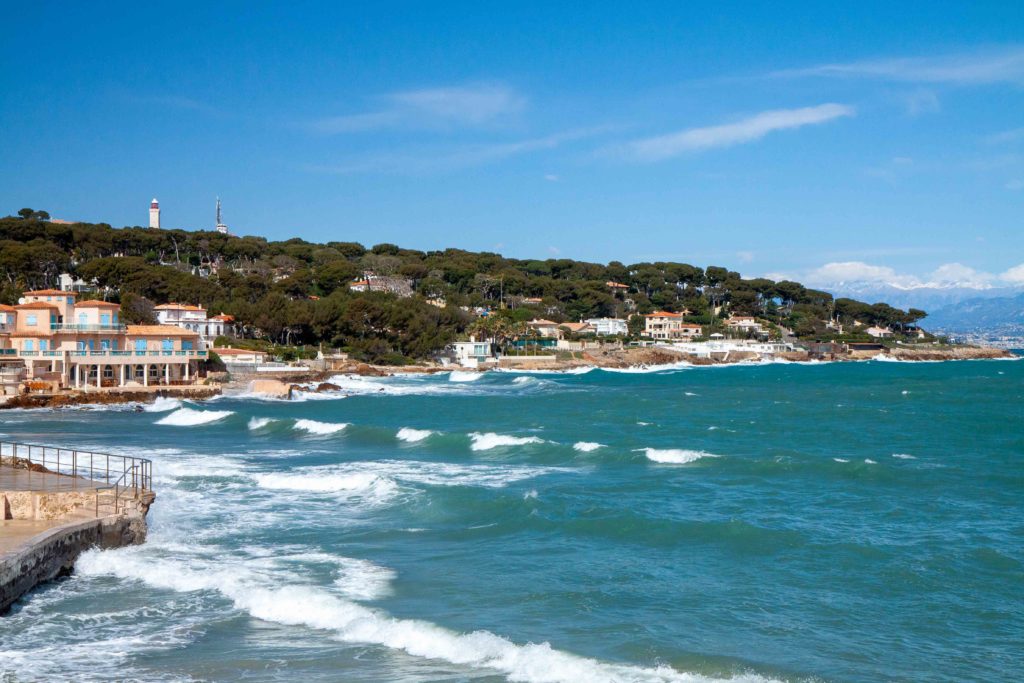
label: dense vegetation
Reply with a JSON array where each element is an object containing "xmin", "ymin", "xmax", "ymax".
[{"xmin": 0, "ymin": 209, "xmax": 926, "ymax": 363}]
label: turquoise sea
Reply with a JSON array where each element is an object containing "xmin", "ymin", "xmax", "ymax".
[{"xmin": 1, "ymin": 355, "xmax": 1022, "ymax": 682}]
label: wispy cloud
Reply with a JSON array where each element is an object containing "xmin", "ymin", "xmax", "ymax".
[
  {"xmin": 310, "ymin": 83, "xmax": 526, "ymax": 134},
  {"xmin": 770, "ymin": 46, "xmax": 1024, "ymax": 85},
  {"xmin": 613, "ymin": 104, "xmax": 854, "ymax": 162},
  {"xmin": 307, "ymin": 127, "xmax": 608, "ymax": 174}
]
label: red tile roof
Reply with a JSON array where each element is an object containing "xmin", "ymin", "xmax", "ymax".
[{"xmin": 24, "ymin": 289, "xmax": 75, "ymax": 297}]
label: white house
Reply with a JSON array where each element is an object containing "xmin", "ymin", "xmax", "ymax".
[
  {"xmin": 725, "ymin": 316, "xmax": 763, "ymax": 333},
  {"xmin": 450, "ymin": 339, "xmax": 496, "ymax": 368},
  {"xmin": 213, "ymin": 347, "xmax": 268, "ymax": 365},
  {"xmin": 155, "ymin": 303, "xmax": 233, "ymax": 348},
  {"xmin": 866, "ymin": 326, "xmax": 894, "ymax": 339},
  {"xmin": 586, "ymin": 317, "xmax": 628, "ymax": 336}
]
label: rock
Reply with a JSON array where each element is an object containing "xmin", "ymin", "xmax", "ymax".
[
  {"xmin": 248, "ymin": 379, "xmax": 293, "ymax": 400},
  {"xmin": 315, "ymin": 382, "xmax": 341, "ymax": 393}
]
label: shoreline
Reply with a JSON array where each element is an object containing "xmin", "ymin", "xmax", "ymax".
[{"xmin": 0, "ymin": 346, "xmax": 1014, "ymax": 409}]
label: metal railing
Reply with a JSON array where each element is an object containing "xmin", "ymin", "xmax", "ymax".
[
  {"xmin": 50, "ymin": 323, "xmax": 127, "ymax": 333},
  {"xmin": 0, "ymin": 440, "xmax": 152, "ymax": 517}
]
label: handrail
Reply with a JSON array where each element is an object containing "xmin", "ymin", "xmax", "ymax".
[{"xmin": 0, "ymin": 440, "xmax": 152, "ymax": 518}]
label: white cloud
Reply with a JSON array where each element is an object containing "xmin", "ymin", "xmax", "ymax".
[
  {"xmin": 310, "ymin": 83, "xmax": 525, "ymax": 134},
  {"xmin": 615, "ymin": 104, "xmax": 854, "ymax": 162},
  {"xmin": 306, "ymin": 128, "xmax": 606, "ymax": 174},
  {"xmin": 771, "ymin": 46, "xmax": 1024, "ymax": 85},
  {"xmin": 1001, "ymin": 263, "xmax": 1024, "ymax": 284},
  {"xmin": 805, "ymin": 261, "xmax": 1002, "ymax": 290}
]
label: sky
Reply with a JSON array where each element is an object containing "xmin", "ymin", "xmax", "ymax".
[{"xmin": 2, "ymin": 1, "xmax": 1023, "ymax": 290}]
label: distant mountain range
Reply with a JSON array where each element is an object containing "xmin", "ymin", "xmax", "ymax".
[{"xmin": 818, "ymin": 282, "xmax": 1024, "ymax": 334}]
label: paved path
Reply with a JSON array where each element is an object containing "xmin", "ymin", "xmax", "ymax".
[{"xmin": 0, "ymin": 519, "xmax": 65, "ymax": 555}]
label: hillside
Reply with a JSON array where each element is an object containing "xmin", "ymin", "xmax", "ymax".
[
  {"xmin": 0, "ymin": 209, "xmax": 927, "ymax": 363},
  {"xmin": 925, "ymin": 291, "xmax": 1024, "ymax": 335}
]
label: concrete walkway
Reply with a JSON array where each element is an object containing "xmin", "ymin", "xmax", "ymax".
[
  {"xmin": 0, "ymin": 519, "xmax": 65, "ymax": 555},
  {"xmin": 0, "ymin": 468, "xmax": 106, "ymax": 492}
]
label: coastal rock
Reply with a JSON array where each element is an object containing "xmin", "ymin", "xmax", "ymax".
[
  {"xmin": 248, "ymin": 379, "xmax": 293, "ymax": 400},
  {"xmin": 315, "ymin": 382, "xmax": 341, "ymax": 393}
]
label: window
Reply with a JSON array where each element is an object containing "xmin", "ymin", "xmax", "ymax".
[
  {"xmin": 182, "ymin": 341, "xmax": 194, "ymax": 351},
  {"xmin": 39, "ymin": 340, "xmax": 47, "ymax": 351},
  {"xmin": 67, "ymin": 297, "xmax": 73, "ymax": 304},
  {"xmin": 77, "ymin": 341, "xmax": 85, "ymax": 350},
  {"xmin": 101, "ymin": 339, "xmax": 110, "ymax": 350},
  {"xmin": 23, "ymin": 340, "xmax": 34, "ymax": 351},
  {"xmin": 26, "ymin": 314, "xmax": 37, "ymax": 326},
  {"xmin": 78, "ymin": 313, "xmax": 87, "ymax": 325},
  {"xmin": 100, "ymin": 313, "xmax": 110, "ymax": 326},
  {"xmin": 135, "ymin": 340, "xmax": 147, "ymax": 352},
  {"xmin": 162, "ymin": 339, "xmax": 174, "ymax": 351}
]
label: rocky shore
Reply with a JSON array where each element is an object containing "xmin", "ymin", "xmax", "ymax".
[{"xmin": 0, "ymin": 385, "xmax": 221, "ymax": 410}]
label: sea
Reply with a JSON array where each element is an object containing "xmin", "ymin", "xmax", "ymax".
[{"xmin": 1, "ymin": 355, "xmax": 1021, "ymax": 683}]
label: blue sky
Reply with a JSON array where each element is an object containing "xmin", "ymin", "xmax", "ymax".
[{"xmin": 2, "ymin": 2, "xmax": 1023, "ymax": 289}]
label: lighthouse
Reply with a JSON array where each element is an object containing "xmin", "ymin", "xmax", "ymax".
[
  {"xmin": 149, "ymin": 198, "xmax": 161, "ymax": 229},
  {"xmin": 214, "ymin": 197, "xmax": 229, "ymax": 234}
]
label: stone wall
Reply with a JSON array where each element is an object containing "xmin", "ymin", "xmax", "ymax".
[{"xmin": 0, "ymin": 513, "xmax": 147, "ymax": 613}]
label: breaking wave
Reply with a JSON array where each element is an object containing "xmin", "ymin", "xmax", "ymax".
[
  {"xmin": 144, "ymin": 396, "xmax": 183, "ymax": 412},
  {"xmin": 469, "ymin": 432, "xmax": 545, "ymax": 451},
  {"xmin": 248, "ymin": 417, "xmax": 277, "ymax": 431},
  {"xmin": 293, "ymin": 419, "xmax": 349, "ymax": 435},
  {"xmin": 449, "ymin": 371, "xmax": 483, "ymax": 382},
  {"xmin": 573, "ymin": 441, "xmax": 604, "ymax": 453},
  {"xmin": 396, "ymin": 427, "xmax": 434, "ymax": 442},
  {"xmin": 640, "ymin": 448, "xmax": 719, "ymax": 465},
  {"xmin": 76, "ymin": 546, "xmax": 776, "ymax": 683},
  {"xmin": 155, "ymin": 408, "xmax": 234, "ymax": 426}
]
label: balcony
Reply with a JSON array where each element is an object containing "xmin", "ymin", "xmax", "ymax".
[{"xmin": 50, "ymin": 323, "xmax": 127, "ymax": 333}]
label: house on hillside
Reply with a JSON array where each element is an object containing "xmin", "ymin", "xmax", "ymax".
[
  {"xmin": 643, "ymin": 312, "xmax": 703, "ymax": 341},
  {"xmin": 725, "ymin": 316, "xmax": 763, "ymax": 334},
  {"xmin": 559, "ymin": 321, "xmax": 594, "ymax": 336},
  {"xmin": 866, "ymin": 326, "xmax": 894, "ymax": 339}
]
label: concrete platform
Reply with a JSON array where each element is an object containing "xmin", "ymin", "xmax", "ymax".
[
  {"xmin": 0, "ymin": 519, "xmax": 64, "ymax": 555},
  {"xmin": 0, "ymin": 468, "xmax": 105, "ymax": 493}
]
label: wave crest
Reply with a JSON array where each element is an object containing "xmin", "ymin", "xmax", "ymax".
[{"xmin": 155, "ymin": 408, "xmax": 233, "ymax": 426}]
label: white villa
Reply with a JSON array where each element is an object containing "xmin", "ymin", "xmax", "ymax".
[
  {"xmin": 527, "ymin": 319, "xmax": 561, "ymax": 338},
  {"xmin": 866, "ymin": 326, "xmax": 894, "ymax": 339},
  {"xmin": 449, "ymin": 339, "xmax": 496, "ymax": 368},
  {"xmin": 585, "ymin": 317, "xmax": 628, "ymax": 336},
  {"xmin": 155, "ymin": 303, "xmax": 233, "ymax": 348}
]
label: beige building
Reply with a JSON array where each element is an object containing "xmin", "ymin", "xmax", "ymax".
[
  {"xmin": 1, "ymin": 290, "xmax": 204, "ymax": 391},
  {"xmin": 643, "ymin": 312, "xmax": 703, "ymax": 341}
]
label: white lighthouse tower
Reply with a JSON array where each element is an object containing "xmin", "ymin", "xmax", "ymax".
[{"xmin": 149, "ymin": 198, "xmax": 161, "ymax": 229}]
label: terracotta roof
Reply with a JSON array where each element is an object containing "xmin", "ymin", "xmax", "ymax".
[
  {"xmin": 74, "ymin": 300, "xmax": 120, "ymax": 308},
  {"xmin": 528, "ymin": 319, "xmax": 558, "ymax": 326},
  {"xmin": 560, "ymin": 322, "xmax": 593, "ymax": 332},
  {"xmin": 210, "ymin": 314, "xmax": 234, "ymax": 321},
  {"xmin": 15, "ymin": 302, "xmax": 59, "ymax": 310},
  {"xmin": 126, "ymin": 325, "xmax": 200, "ymax": 337},
  {"xmin": 24, "ymin": 289, "xmax": 75, "ymax": 297},
  {"xmin": 0, "ymin": 304, "xmax": 15, "ymax": 312},
  {"xmin": 154, "ymin": 303, "xmax": 206, "ymax": 311},
  {"xmin": 644, "ymin": 311, "xmax": 682, "ymax": 317},
  {"xmin": 605, "ymin": 281, "xmax": 629, "ymax": 288}
]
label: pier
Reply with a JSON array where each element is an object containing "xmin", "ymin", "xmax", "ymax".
[{"xmin": 0, "ymin": 442, "xmax": 154, "ymax": 612}]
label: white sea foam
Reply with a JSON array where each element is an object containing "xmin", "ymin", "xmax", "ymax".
[
  {"xmin": 254, "ymin": 471, "xmax": 398, "ymax": 505},
  {"xmin": 396, "ymin": 427, "xmax": 434, "ymax": 442},
  {"xmin": 293, "ymin": 419, "xmax": 349, "ymax": 435},
  {"xmin": 684, "ymin": 391, "xmax": 698, "ymax": 396},
  {"xmin": 332, "ymin": 557, "xmax": 396, "ymax": 601},
  {"xmin": 77, "ymin": 545, "xmax": 775, "ymax": 683},
  {"xmin": 892, "ymin": 453, "xmax": 916, "ymax": 460},
  {"xmin": 144, "ymin": 396, "xmax": 183, "ymax": 412},
  {"xmin": 864, "ymin": 458, "xmax": 877, "ymax": 464},
  {"xmin": 833, "ymin": 457, "xmax": 850, "ymax": 463},
  {"xmin": 640, "ymin": 448, "xmax": 719, "ymax": 465},
  {"xmin": 523, "ymin": 489, "xmax": 538, "ymax": 500},
  {"xmin": 573, "ymin": 441, "xmax": 604, "ymax": 452},
  {"xmin": 469, "ymin": 432, "xmax": 545, "ymax": 451},
  {"xmin": 449, "ymin": 371, "xmax": 483, "ymax": 382},
  {"xmin": 601, "ymin": 361, "xmax": 694, "ymax": 374},
  {"xmin": 155, "ymin": 408, "xmax": 234, "ymax": 426},
  {"xmin": 248, "ymin": 417, "xmax": 276, "ymax": 430}
]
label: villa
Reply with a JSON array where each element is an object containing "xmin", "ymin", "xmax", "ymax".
[
  {"xmin": 0, "ymin": 290, "xmax": 205, "ymax": 392},
  {"xmin": 527, "ymin": 319, "xmax": 562, "ymax": 338},
  {"xmin": 586, "ymin": 317, "xmax": 628, "ymax": 336},
  {"xmin": 644, "ymin": 312, "xmax": 703, "ymax": 341},
  {"xmin": 155, "ymin": 303, "xmax": 233, "ymax": 348},
  {"xmin": 866, "ymin": 326, "xmax": 895, "ymax": 339},
  {"xmin": 725, "ymin": 316, "xmax": 763, "ymax": 333}
]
